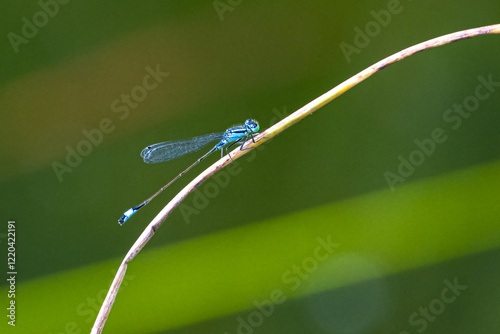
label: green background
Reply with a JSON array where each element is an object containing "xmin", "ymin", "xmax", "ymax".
[{"xmin": 1, "ymin": 0, "xmax": 499, "ymax": 333}]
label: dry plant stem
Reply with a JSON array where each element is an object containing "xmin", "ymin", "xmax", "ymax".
[{"xmin": 91, "ymin": 23, "xmax": 500, "ymax": 334}]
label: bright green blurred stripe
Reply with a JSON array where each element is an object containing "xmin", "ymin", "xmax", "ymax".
[{"xmin": 5, "ymin": 159, "xmax": 499, "ymax": 333}]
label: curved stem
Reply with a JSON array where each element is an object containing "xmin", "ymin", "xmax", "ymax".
[{"xmin": 91, "ymin": 23, "xmax": 500, "ymax": 334}]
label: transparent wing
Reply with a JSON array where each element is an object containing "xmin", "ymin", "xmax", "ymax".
[{"xmin": 140, "ymin": 132, "xmax": 224, "ymax": 164}]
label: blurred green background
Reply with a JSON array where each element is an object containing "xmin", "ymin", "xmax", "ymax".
[{"xmin": 1, "ymin": 0, "xmax": 499, "ymax": 333}]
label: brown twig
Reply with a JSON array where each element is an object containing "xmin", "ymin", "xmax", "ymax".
[{"xmin": 91, "ymin": 23, "xmax": 500, "ymax": 333}]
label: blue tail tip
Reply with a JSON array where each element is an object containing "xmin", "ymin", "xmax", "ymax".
[{"xmin": 118, "ymin": 208, "xmax": 135, "ymax": 225}]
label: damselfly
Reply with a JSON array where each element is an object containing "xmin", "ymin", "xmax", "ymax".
[{"xmin": 118, "ymin": 119, "xmax": 260, "ymax": 225}]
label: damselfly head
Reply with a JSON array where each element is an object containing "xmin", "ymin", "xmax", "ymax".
[{"xmin": 245, "ymin": 119, "xmax": 259, "ymax": 133}]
